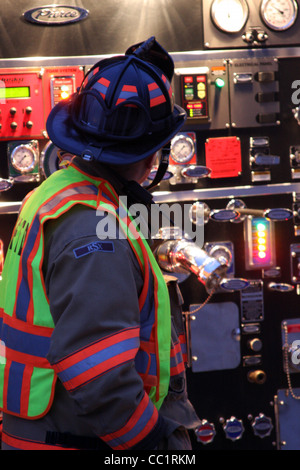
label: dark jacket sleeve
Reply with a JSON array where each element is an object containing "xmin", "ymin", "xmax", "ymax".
[{"xmin": 43, "ymin": 205, "xmax": 169, "ymax": 450}]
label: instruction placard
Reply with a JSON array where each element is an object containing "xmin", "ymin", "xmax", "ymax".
[{"xmin": 205, "ymin": 136, "xmax": 242, "ymax": 179}]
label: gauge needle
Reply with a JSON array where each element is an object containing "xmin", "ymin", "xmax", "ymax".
[{"xmin": 271, "ymin": 5, "xmax": 284, "ymax": 14}]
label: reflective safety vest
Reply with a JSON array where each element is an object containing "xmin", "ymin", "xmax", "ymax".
[{"xmin": 0, "ymin": 164, "xmax": 171, "ymax": 419}]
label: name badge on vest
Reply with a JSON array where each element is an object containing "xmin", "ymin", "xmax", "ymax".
[{"xmin": 73, "ymin": 241, "xmax": 114, "ymax": 258}]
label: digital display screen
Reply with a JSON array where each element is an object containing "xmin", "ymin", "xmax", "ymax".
[{"xmin": 0, "ymin": 86, "xmax": 30, "ymax": 99}]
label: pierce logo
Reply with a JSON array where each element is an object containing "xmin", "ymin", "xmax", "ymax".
[{"xmin": 23, "ymin": 5, "xmax": 89, "ymax": 25}]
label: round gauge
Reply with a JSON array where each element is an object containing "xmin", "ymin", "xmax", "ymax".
[
  {"xmin": 10, "ymin": 144, "xmax": 38, "ymax": 173},
  {"xmin": 260, "ymin": 0, "xmax": 298, "ymax": 30},
  {"xmin": 170, "ymin": 134, "xmax": 195, "ymax": 163},
  {"xmin": 211, "ymin": 0, "xmax": 249, "ymax": 33},
  {"xmin": 41, "ymin": 142, "xmax": 74, "ymax": 178},
  {"xmin": 40, "ymin": 142, "xmax": 61, "ymax": 178}
]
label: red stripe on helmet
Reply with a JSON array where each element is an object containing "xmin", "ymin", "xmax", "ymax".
[
  {"xmin": 98, "ymin": 77, "xmax": 110, "ymax": 87},
  {"xmin": 150, "ymin": 95, "xmax": 167, "ymax": 107},
  {"xmin": 122, "ymin": 85, "xmax": 137, "ymax": 92},
  {"xmin": 148, "ymin": 82, "xmax": 159, "ymax": 91}
]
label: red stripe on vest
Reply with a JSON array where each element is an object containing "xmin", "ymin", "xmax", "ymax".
[
  {"xmin": 61, "ymin": 349, "xmax": 139, "ymax": 392},
  {"xmin": 2, "ymin": 360, "xmax": 11, "ymax": 412},
  {"xmin": 3, "ymin": 313, "xmax": 53, "ymax": 337},
  {"xmin": 170, "ymin": 341, "xmax": 182, "ymax": 357},
  {"xmin": 54, "ymin": 327, "xmax": 139, "ymax": 373},
  {"xmin": 14, "ymin": 182, "xmax": 98, "ymax": 324},
  {"xmin": 100, "ymin": 393, "xmax": 158, "ymax": 449},
  {"xmin": 170, "ymin": 361, "xmax": 185, "ymax": 376},
  {"xmin": 5, "ymin": 347, "xmax": 51, "ymax": 369},
  {"xmin": 20, "ymin": 364, "xmax": 33, "ymax": 417}
]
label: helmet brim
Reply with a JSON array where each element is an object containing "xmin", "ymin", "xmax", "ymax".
[{"xmin": 46, "ymin": 97, "xmax": 186, "ymax": 165}]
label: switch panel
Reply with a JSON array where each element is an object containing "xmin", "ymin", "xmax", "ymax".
[{"xmin": 228, "ymin": 58, "xmax": 280, "ymax": 128}]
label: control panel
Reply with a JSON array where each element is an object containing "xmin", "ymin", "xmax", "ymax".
[
  {"xmin": 0, "ymin": 66, "xmax": 83, "ymax": 141},
  {"xmin": 0, "ymin": 65, "xmax": 83, "ymax": 186},
  {"xmin": 2, "ymin": 44, "xmax": 300, "ymax": 453},
  {"xmin": 151, "ymin": 51, "xmax": 300, "ymax": 450},
  {"xmin": 179, "ymin": 69, "xmax": 210, "ymax": 122},
  {"xmin": 0, "ymin": 68, "xmax": 44, "ymax": 139}
]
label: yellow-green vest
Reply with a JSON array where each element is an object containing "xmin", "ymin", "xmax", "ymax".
[{"xmin": 0, "ymin": 164, "xmax": 171, "ymax": 419}]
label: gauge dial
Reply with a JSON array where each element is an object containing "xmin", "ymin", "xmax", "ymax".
[
  {"xmin": 11, "ymin": 144, "xmax": 38, "ymax": 173},
  {"xmin": 211, "ymin": 0, "xmax": 249, "ymax": 33},
  {"xmin": 40, "ymin": 141, "xmax": 74, "ymax": 178},
  {"xmin": 260, "ymin": 0, "xmax": 298, "ymax": 30},
  {"xmin": 170, "ymin": 134, "xmax": 195, "ymax": 163}
]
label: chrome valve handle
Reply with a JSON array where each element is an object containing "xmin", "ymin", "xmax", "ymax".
[{"xmin": 156, "ymin": 238, "xmax": 229, "ymax": 293}]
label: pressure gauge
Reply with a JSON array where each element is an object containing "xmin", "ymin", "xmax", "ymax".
[
  {"xmin": 260, "ymin": 0, "xmax": 298, "ymax": 30},
  {"xmin": 8, "ymin": 140, "xmax": 40, "ymax": 182},
  {"xmin": 11, "ymin": 144, "xmax": 37, "ymax": 173},
  {"xmin": 170, "ymin": 134, "xmax": 195, "ymax": 163},
  {"xmin": 211, "ymin": 0, "xmax": 249, "ymax": 33}
]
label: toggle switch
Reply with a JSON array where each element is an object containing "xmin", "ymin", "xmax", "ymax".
[
  {"xmin": 256, "ymin": 71, "xmax": 276, "ymax": 82},
  {"xmin": 256, "ymin": 91, "xmax": 278, "ymax": 103},
  {"xmin": 233, "ymin": 73, "xmax": 253, "ymax": 84},
  {"xmin": 256, "ymin": 113, "xmax": 279, "ymax": 124},
  {"xmin": 252, "ymin": 153, "xmax": 280, "ymax": 166}
]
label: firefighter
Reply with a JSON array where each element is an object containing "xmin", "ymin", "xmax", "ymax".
[{"xmin": 0, "ymin": 37, "xmax": 200, "ymax": 450}]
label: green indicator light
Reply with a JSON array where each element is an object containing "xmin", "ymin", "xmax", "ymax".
[{"xmin": 215, "ymin": 77, "xmax": 225, "ymax": 88}]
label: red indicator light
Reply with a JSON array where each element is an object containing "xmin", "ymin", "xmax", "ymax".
[{"xmin": 186, "ymin": 103, "xmax": 203, "ymax": 109}]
